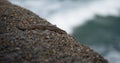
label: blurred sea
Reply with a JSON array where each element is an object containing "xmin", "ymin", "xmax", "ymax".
[{"xmin": 9, "ymin": 0, "xmax": 120, "ymax": 63}]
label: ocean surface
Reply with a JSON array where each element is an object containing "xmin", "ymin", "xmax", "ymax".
[{"xmin": 9, "ymin": 0, "xmax": 120, "ymax": 63}]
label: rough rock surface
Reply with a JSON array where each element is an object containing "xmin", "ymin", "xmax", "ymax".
[{"xmin": 0, "ymin": 0, "xmax": 108, "ymax": 63}]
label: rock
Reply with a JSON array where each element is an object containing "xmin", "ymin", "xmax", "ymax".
[{"xmin": 0, "ymin": 0, "xmax": 108, "ymax": 63}]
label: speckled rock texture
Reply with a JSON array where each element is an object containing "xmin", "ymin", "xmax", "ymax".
[{"xmin": 0, "ymin": 0, "xmax": 108, "ymax": 63}]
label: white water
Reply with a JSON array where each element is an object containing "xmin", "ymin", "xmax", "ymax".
[
  {"xmin": 9, "ymin": 0, "xmax": 120, "ymax": 34},
  {"xmin": 9, "ymin": 0, "xmax": 120, "ymax": 63}
]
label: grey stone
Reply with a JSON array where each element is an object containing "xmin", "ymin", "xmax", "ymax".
[{"xmin": 0, "ymin": 0, "xmax": 108, "ymax": 63}]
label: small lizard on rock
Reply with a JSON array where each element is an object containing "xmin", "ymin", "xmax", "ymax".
[{"xmin": 16, "ymin": 24, "xmax": 66, "ymax": 34}]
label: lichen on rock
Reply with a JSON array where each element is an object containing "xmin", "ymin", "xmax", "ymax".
[{"xmin": 0, "ymin": 0, "xmax": 108, "ymax": 63}]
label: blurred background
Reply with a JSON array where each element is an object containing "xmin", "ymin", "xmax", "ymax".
[{"xmin": 9, "ymin": 0, "xmax": 120, "ymax": 63}]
